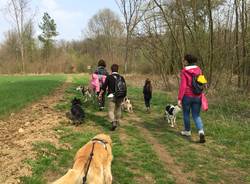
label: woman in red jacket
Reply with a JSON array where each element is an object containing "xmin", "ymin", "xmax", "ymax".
[{"xmin": 178, "ymin": 54, "xmax": 205, "ymax": 143}]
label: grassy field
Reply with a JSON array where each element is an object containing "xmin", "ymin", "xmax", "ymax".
[
  {"xmin": 0, "ymin": 75, "xmax": 65, "ymax": 118},
  {"xmin": 1, "ymin": 74, "xmax": 249, "ymax": 184},
  {"xmin": 127, "ymin": 86, "xmax": 250, "ymax": 183}
]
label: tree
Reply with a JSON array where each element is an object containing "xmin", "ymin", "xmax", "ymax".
[
  {"xmin": 85, "ymin": 8, "xmax": 124, "ymax": 63},
  {"xmin": 6, "ymin": 0, "xmax": 32, "ymax": 73},
  {"xmin": 116, "ymin": 0, "xmax": 148, "ymax": 73},
  {"xmin": 38, "ymin": 12, "xmax": 58, "ymax": 71},
  {"xmin": 207, "ymin": 0, "xmax": 214, "ymax": 84}
]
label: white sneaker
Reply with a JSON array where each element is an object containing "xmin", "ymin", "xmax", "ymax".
[
  {"xmin": 181, "ymin": 130, "xmax": 191, "ymax": 136},
  {"xmin": 198, "ymin": 130, "xmax": 204, "ymax": 135}
]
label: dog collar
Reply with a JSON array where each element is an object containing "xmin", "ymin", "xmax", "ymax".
[{"xmin": 92, "ymin": 138, "xmax": 108, "ymax": 150}]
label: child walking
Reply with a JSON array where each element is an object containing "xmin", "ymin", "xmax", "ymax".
[{"xmin": 143, "ymin": 78, "xmax": 152, "ymax": 112}]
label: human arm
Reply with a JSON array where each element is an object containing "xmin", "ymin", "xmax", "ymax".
[
  {"xmin": 98, "ymin": 76, "xmax": 109, "ymax": 99},
  {"xmin": 177, "ymin": 70, "xmax": 187, "ymax": 107}
]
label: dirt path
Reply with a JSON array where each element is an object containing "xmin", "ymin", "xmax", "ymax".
[
  {"xmin": 95, "ymin": 108, "xmax": 196, "ymax": 183},
  {"xmin": 122, "ymin": 113, "xmax": 196, "ymax": 184},
  {"xmin": 0, "ymin": 77, "xmax": 71, "ymax": 184}
]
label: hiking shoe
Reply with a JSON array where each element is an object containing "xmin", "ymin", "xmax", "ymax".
[
  {"xmin": 110, "ymin": 121, "xmax": 117, "ymax": 131},
  {"xmin": 181, "ymin": 130, "xmax": 191, "ymax": 136},
  {"xmin": 199, "ymin": 133, "xmax": 206, "ymax": 143}
]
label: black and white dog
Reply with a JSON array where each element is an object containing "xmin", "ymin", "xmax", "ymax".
[
  {"xmin": 68, "ymin": 97, "xmax": 85, "ymax": 125},
  {"xmin": 164, "ymin": 104, "xmax": 181, "ymax": 127},
  {"xmin": 76, "ymin": 85, "xmax": 92, "ymax": 102}
]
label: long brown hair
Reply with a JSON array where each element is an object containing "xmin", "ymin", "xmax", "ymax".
[{"xmin": 144, "ymin": 78, "xmax": 152, "ymax": 92}]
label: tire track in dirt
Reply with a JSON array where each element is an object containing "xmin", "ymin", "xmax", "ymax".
[
  {"xmin": 123, "ymin": 113, "xmax": 196, "ymax": 184},
  {"xmin": 0, "ymin": 76, "xmax": 72, "ymax": 184},
  {"xmin": 95, "ymin": 109, "xmax": 195, "ymax": 183},
  {"xmin": 94, "ymin": 111, "xmax": 155, "ymax": 183}
]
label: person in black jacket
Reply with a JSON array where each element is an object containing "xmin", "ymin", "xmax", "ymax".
[
  {"xmin": 99, "ymin": 64, "xmax": 126, "ymax": 131},
  {"xmin": 143, "ymin": 78, "xmax": 152, "ymax": 112}
]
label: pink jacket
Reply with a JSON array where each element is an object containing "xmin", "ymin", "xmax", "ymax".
[
  {"xmin": 91, "ymin": 73, "xmax": 107, "ymax": 93},
  {"xmin": 178, "ymin": 65, "xmax": 202, "ymax": 101}
]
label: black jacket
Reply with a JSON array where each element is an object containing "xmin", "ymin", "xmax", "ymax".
[{"xmin": 143, "ymin": 85, "xmax": 152, "ymax": 99}]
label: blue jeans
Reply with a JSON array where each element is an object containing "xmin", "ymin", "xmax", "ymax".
[{"xmin": 182, "ymin": 96, "xmax": 204, "ymax": 131}]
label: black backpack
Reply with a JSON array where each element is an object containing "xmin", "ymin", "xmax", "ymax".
[
  {"xmin": 191, "ymin": 74, "xmax": 206, "ymax": 95},
  {"xmin": 113, "ymin": 74, "xmax": 127, "ymax": 98}
]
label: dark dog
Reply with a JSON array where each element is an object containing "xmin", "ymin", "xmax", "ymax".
[{"xmin": 68, "ymin": 97, "xmax": 85, "ymax": 125}]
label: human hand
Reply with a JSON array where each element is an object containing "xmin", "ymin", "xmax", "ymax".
[
  {"xmin": 98, "ymin": 93, "xmax": 103, "ymax": 100},
  {"xmin": 177, "ymin": 100, "xmax": 182, "ymax": 107}
]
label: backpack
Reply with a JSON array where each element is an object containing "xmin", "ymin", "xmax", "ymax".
[
  {"xmin": 98, "ymin": 74, "xmax": 106, "ymax": 88},
  {"xmin": 113, "ymin": 74, "xmax": 127, "ymax": 98},
  {"xmin": 96, "ymin": 68, "xmax": 107, "ymax": 87},
  {"xmin": 192, "ymin": 74, "xmax": 207, "ymax": 95}
]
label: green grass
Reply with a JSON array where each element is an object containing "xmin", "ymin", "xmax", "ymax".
[
  {"xmin": 22, "ymin": 75, "xmax": 137, "ymax": 183},
  {"xmin": 122, "ymin": 124, "xmax": 174, "ymax": 184},
  {"xmin": 21, "ymin": 126, "xmax": 97, "ymax": 184},
  {"xmin": 0, "ymin": 75, "xmax": 65, "ymax": 118},
  {"xmin": 5, "ymin": 74, "xmax": 248, "ymax": 184},
  {"xmin": 128, "ymin": 85, "xmax": 250, "ymax": 184}
]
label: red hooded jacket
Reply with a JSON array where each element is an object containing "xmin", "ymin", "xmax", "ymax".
[{"xmin": 178, "ymin": 65, "xmax": 202, "ymax": 101}]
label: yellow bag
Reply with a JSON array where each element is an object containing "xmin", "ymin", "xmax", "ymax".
[{"xmin": 197, "ymin": 75, "xmax": 207, "ymax": 84}]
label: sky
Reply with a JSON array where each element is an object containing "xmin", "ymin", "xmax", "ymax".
[{"xmin": 0, "ymin": 0, "xmax": 121, "ymax": 43}]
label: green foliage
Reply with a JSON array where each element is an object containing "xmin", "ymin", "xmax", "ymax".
[
  {"xmin": 38, "ymin": 12, "xmax": 58, "ymax": 42},
  {"xmin": 0, "ymin": 75, "xmax": 65, "ymax": 118},
  {"xmin": 38, "ymin": 12, "xmax": 58, "ymax": 63}
]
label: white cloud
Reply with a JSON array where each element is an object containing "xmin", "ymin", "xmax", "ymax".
[{"xmin": 0, "ymin": 0, "xmax": 8, "ymax": 7}]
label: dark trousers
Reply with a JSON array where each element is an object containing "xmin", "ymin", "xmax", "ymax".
[
  {"xmin": 144, "ymin": 97, "xmax": 151, "ymax": 108},
  {"xmin": 97, "ymin": 92, "xmax": 105, "ymax": 108}
]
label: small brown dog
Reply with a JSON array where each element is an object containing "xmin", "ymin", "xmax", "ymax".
[{"xmin": 52, "ymin": 134, "xmax": 113, "ymax": 184}]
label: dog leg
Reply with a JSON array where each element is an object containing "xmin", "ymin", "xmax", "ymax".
[
  {"xmin": 104, "ymin": 164, "xmax": 112, "ymax": 184},
  {"xmin": 170, "ymin": 118, "xmax": 174, "ymax": 128},
  {"xmin": 167, "ymin": 116, "xmax": 170, "ymax": 124}
]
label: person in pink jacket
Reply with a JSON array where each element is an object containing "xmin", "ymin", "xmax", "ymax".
[
  {"xmin": 91, "ymin": 59, "xmax": 109, "ymax": 110},
  {"xmin": 178, "ymin": 54, "xmax": 205, "ymax": 143}
]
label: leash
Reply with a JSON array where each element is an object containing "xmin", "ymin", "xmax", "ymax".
[
  {"xmin": 82, "ymin": 142, "xmax": 96, "ymax": 184},
  {"xmin": 82, "ymin": 139, "xmax": 108, "ymax": 184}
]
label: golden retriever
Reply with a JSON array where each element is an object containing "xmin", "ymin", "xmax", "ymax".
[{"xmin": 52, "ymin": 134, "xmax": 113, "ymax": 184}]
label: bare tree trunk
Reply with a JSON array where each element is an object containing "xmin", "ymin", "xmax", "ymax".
[
  {"xmin": 115, "ymin": 0, "xmax": 147, "ymax": 73},
  {"xmin": 190, "ymin": 0, "xmax": 205, "ymax": 68},
  {"xmin": 153, "ymin": 0, "xmax": 182, "ymax": 59},
  {"xmin": 207, "ymin": 0, "xmax": 214, "ymax": 85},
  {"xmin": 8, "ymin": 0, "xmax": 30, "ymax": 73},
  {"xmin": 124, "ymin": 33, "xmax": 129, "ymax": 73},
  {"xmin": 240, "ymin": 0, "xmax": 247, "ymax": 88},
  {"xmin": 226, "ymin": 3, "xmax": 235, "ymax": 85},
  {"xmin": 176, "ymin": 0, "xmax": 187, "ymax": 54},
  {"xmin": 235, "ymin": 0, "xmax": 240, "ymax": 88}
]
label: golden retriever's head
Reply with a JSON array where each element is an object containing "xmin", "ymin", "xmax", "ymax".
[{"xmin": 93, "ymin": 134, "xmax": 112, "ymax": 146}]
